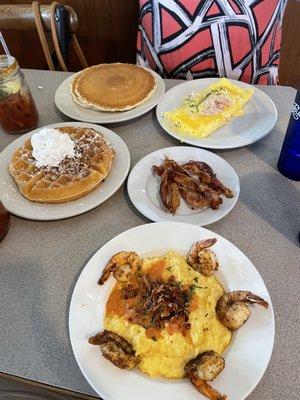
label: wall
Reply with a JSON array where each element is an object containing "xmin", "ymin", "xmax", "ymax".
[
  {"xmin": 0, "ymin": 0, "xmax": 299, "ymax": 88},
  {"xmin": 279, "ymin": 0, "xmax": 300, "ymax": 88}
]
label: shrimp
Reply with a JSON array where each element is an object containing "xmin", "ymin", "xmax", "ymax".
[
  {"xmin": 89, "ymin": 330, "xmax": 139, "ymax": 370},
  {"xmin": 189, "ymin": 376, "xmax": 227, "ymax": 400},
  {"xmin": 216, "ymin": 290, "xmax": 269, "ymax": 330},
  {"xmin": 185, "ymin": 351, "xmax": 225, "ymax": 381},
  {"xmin": 98, "ymin": 251, "xmax": 141, "ymax": 285},
  {"xmin": 187, "ymin": 238, "xmax": 219, "ymax": 276},
  {"xmin": 185, "ymin": 351, "xmax": 227, "ymax": 400}
]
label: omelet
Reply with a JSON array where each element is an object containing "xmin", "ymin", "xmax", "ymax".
[
  {"xmin": 164, "ymin": 77, "xmax": 254, "ymax": 138},
  {"xmin": 104, "ymin": 251, "xmax": 232, "ymax": 379}
]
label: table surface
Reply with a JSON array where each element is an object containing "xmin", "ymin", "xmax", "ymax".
[{"xmin": 0, "ymin": 70, "xmax": 299, "ymax": 400}]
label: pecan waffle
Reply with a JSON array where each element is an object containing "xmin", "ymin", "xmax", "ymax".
[
  {"xmin": 70, "ymin": 63, "xmax": 156, "ymax": 112},
  {"xmin": 9, "ymin": 126, "xmax": 115, "ymax": 203}
]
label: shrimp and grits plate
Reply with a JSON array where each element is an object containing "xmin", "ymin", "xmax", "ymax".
[
  {"xmin": 69, "ymin": 222, "xmax": 274, "ymax": 400},
  {"xmin": 156, "ymin": 78, "xmax": 277, "ymax": 150}
]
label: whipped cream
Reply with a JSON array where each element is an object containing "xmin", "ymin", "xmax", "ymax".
[{"xmin": 31, "ymin": 128, "xmax": 75, "ymax": 167}]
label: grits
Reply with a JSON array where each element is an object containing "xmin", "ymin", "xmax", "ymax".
[{"xmin": 105, "ymin": 251, "xmax": 231, "ymax": 379}]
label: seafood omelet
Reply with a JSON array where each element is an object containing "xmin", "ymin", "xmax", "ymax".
[
  {"xmin": 164, "ymin": 77, "xmax": 254, "ymax": 138},
  {"xmin": 104, "ymin": 251, "xmax": 232, "ymax": 379}
]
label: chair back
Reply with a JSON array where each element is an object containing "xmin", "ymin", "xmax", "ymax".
[{"xmin": 0, "ymin": 2, "xmax": 87, "ymax": 71}]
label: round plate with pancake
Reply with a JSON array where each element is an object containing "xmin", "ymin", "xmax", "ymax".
[
  {"xmin": 127, "ymin": 146, "xmax": 240, "ymax": 226},
  {"xmin": 0, "ymin": 122, "xmax": 130, "ymax": 220},
  {"xmin": 69, "ymin": 221, "xmax": 274, "ymax": 400},
  {"xmin": 156, "ymin": 78, "xmax": 277, "ymax": 149},
  {"xmin": 55, "ymin": 66, "xmax": 165, "ymax": 124}
]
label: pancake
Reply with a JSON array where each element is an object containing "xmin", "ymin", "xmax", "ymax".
[{"xmin": 70, "ymin": 63, "xmax": 156, "ymax": 112}]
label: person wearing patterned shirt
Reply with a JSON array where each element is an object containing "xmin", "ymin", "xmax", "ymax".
[{"xmin": 137, "ymin": 0, "xmax": 288, "ymax": 84}]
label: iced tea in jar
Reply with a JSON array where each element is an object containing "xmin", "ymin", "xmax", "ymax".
[{"xmin": 0, "ymin": 55, "xmax": 38, "ymax": 133}]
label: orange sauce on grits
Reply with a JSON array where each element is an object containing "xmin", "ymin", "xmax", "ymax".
[
  {"xmin": 145, "ymin": 327, "xmax": 162, "ymax": 340},
  {"xmin": 189, "ymin": 296, "xmax": 199, "ymax": 312},
  {"xmin": 146, "ymin": 259, "xmax": 165, "ymax": 280},
  {"xmin": 105, "ymin": 258, "xmax": 192, "ymax": 340},
  {"xmin": 106, "ymin": 281, "xmax": 137, "ymax": 316}
]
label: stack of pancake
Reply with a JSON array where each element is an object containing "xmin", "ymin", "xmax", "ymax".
[{"xmin": 70, "ymin": 63, "xmax": 156, "ymax": 112}]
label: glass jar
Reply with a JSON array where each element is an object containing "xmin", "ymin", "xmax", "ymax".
[{"xmin": 0, "ymin": 55, "xmax": 39, "ymax": 133}]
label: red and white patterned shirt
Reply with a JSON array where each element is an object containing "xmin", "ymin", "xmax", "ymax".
[{"xmin": 137, "ymin": 0, "xmax": 287, "ymax": 84}]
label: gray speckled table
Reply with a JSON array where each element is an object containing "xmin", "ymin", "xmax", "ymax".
[{"xmin": 0, "ymin": 70, "xmax": 299, "ymax": 400}]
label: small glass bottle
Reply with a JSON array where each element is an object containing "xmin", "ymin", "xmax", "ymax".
[
  {"xmin": 0, "ymin": 55, "xmax": 39, "ymax": 134},
  {"xmin": 277, "ymin": 91, "xmax": 300, "ymax": 181}
]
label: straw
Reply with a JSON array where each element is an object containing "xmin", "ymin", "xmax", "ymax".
[{"xmin": 0, "ymin": 31, "xmax": 10, "ymax": 56}]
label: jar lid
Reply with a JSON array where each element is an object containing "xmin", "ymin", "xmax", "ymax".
[{"xmin": 0, "ymin": 55, "xmax": 19, "ymax": 81}]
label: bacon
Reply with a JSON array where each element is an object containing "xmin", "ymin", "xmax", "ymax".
[
  {"xmin": 122, "ymin": 284, "xmax": 139, "ymax": 299},
  {"xmin": 155, "ymin": 167, "xmax": 180, "ymax": 214},
  {"xmin": 182, "ymin": 161, "xmax": 233, "ymax": 198},
  {"xmin": 179, "ymin": 187, "xmax": 211, "ymax": 209},
  {"xmin": 153, "ymin": 157, "xmax": 233, "ymax": 214},
  {"xmin": 134, "ymin": 275, "xmax": 191, "ymax": 333}
]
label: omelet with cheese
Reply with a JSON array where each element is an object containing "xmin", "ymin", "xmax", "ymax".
[
  {"xmin": 164, "ymin": 78, "xmax": 253, "ymax": 138},
  {"xmin": 104, "ymin": 251, "xmax": 232, "ymax": 379}
]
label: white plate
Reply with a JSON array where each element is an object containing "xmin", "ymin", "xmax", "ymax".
[
  {"xmin": 127, "ymin": 146, "xmax": 239, "ymax": 226},
  {"xmin": 55, "ymin": 68, "xmax": 165, "ymax": 123},
  {"xmin": 69, "ymin": 222, "xmax": 274, "ymax": 400},
  {"xmin": 0, "ymin": 122, "xmax": 130, "ymax": 220},
  {"xmin": 156, "ymin": 78, "xmax": 277, "ymax": 149}
]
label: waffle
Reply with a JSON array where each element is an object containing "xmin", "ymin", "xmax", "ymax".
[
  {"xmin": 9, "ymin": 126, "xmax": 115, "ymax": 203},
  {"xmin": 70, "ymin": 63, "xmax": 156, "ymax": 112}
]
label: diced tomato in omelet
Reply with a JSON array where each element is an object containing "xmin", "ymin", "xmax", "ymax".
[{"xmin": 164, "ymin": 78, "xmax": 254, "ymax": 138}]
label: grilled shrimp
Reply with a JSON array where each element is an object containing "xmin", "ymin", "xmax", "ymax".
[
  {"xmin": 188, "ymin": 376, "xmax": 227, "ymax": 400},
  {"xmin": 187, "ymin": 239, "xmax": 219, "ymax": 276},
  {"xmin": 89, "ymin": 330, "xmax": 139, "ymax": 370},
  {"xmin": 98, "ymin": 251, "xmax": 141, "ymax": 285},
  {"xmin": 216, "ymin": 290, "xmax": 269, "ymax": 330},
  {"xmin": 185, "ymin": 351, "xmax": 227, "ymax": 400},
  {"xmin": 185, "ymin": 351, "xmax": 225, "ymax": 381}
]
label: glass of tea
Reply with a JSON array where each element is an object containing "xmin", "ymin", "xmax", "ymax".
[{"xmin": 0, "ymin": 55, "xmax": 39, "ymax": 134}]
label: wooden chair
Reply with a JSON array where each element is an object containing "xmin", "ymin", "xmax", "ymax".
[{"xmin": 0, "ymin": 2, "xmax": 88, "ymax": 71}]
